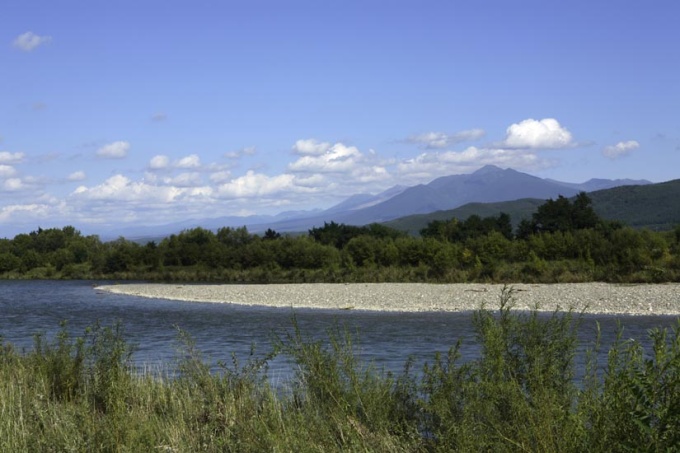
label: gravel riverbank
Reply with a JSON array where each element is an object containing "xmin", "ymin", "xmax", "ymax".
[{"xmin": 95, "ymin": 282, "xmax": 680, "ymax": 315}]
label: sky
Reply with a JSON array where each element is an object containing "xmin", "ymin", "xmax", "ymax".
[{"xmin": 2, "ymin": 0, "xmax": 679, "ymax": 237}]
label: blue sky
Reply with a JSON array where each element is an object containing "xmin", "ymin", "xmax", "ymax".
[{"xmin": 2, "ymin": 0, "xmax": 679, "ymax": 236}]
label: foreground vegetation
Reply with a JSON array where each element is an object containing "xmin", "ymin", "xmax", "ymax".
[
  {"xmin": 2, "ymin": 193, "xmax": 680, "ymax": 283},
  {"xmin": 1, "ymin": 288, "xmax": 679, "ymax": 452}
]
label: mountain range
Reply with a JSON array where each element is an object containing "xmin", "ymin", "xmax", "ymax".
[
  {"xmin": 385, "ymin": 178, "xmax": 680, "ymax": 234},
  {"xmin": 104, "ymin": 165, "xmax": 653, "ymax": 240}
]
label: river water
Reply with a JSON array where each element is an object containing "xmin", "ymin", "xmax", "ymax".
[{"xmin": 1, "ymin": 280, "xmax": 678, "ymax": 381}]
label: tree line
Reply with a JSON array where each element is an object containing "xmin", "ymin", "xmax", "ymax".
[{"xmin": 1, "ymin": 193, "xmax": 680, "ymax": 283}]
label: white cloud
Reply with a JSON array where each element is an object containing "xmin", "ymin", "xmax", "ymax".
[
  {"xmin": 96, "ymin": 141, "xmax": 130, "ymax": 159},
  {"xmin": 292, "ymin": 139, "xmax": 332, "ymax": 155},
  {"xmin": 405, "ymin": 129, "xmax": 486, "ymax": 149},
  {"xmin": 351, "ymin": 166, "xmax": 390, "ymax": 183},
  {"xmin": 602, "ymin": 140, "xmax": 639, "ymax": 159},
  {"xmin": 396, "ymin": 146, "xmax": 551, "ymax": 182},
  {"xmin": 224, "ymin": 146, "xmax": 256, "ymax": 159},
  {"xmin": 0, "ymin": 204, "xmax": 51, "ymax": 223},
  {"xmin": 176, "ymin": 154, "xmax": 201, "ymax": 168},
  {"xmin": 67, "ymin": 171, "xmax": 86, "ymax": 181},
  {"xmin": 502, "ymin": 118, "xmax": 573, "ymax": 149},
  {"xmin": 295, "ymin": 174, "xmax": 326, "ymax": 187},
  {"xmin": 209, "ymin": 170, "xmax": 232, "ymax": 183},
  {"xmin": 288, "ymin": 143, "xmax": 362, "ymax": 173},
  {"xmin": 149, "ymin": 155, "xmax": 170, "ymax": 170},
  {"xmin": 0, "ymin": 165, "xmax": 17, "ymax": 178},
  {"xmin": 3, "ymin": 178, "xmax": 24, "ymax": 191},
  {"xmin": 12, "ymin": 31, "xmax": 52, "ymax": 51},
  {"xmin": 0, "ymin": 151, "xmax": 25, "ymax": 164},
  {"xmin": 73, "ymin": 175, "xmax": 188, "ymax": 206},
  {"xmin": 217, "ymin": 171, "xmax": 297, "ymax": 198},
  {"xmin": 0, "ymin": 118, "xmax": 602, "ymax": 231},
  {"xmin": 163, "ymin": 172, "xmax": 203, "ymax": 187}
]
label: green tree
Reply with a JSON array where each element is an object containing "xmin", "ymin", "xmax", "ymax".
[
  {"xmin": 523, "ymin": 192, "xmax": 600, "ymax": 236},
  {"xmin": 0, "ymin": 252, "xmax": 21, "ymax": 272},
  {"xmin": 262, "ymin": 228, "xmax": 281, "ymax": 241}
]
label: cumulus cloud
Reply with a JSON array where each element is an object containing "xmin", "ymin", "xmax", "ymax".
[
  {"xmin": 149, "ymin": 155, "xmax": 170, "ymax": 170},
  {"xmin": 292, "ymin": 139, "xmax": 332, "ymax": 155},
  {"xmin": 0, "ymin": 151, "xmax": 25, "ymax": 164},
  {"xmin": 0, "ymin": 165, "xmax": 17, "ymax": 178},
  {"xmin": 73, "ymin": 174, "xmax": 180, "ymax": 203},
  {"xmin": 176, "ymin": 154, "xmax": 201, "ymax": 168},
  {"xmin": 351, "ymin": 166, "xmax": 391, "ymax": 183},
  {"xmin": 0, "ymin": 118, "xmax": 596, "ymax": 231},
  {"xmin": 3, "ymin": 178, "xmax": 24, "ymax": 191},
  {"xmin": 405, "ymin": 129, "xmax": 486, "ymax": 149},
  {"xmin": 294, "ymin": 174, "xmax": 326, "ymax": 188},
  {"xmin": 0, "ymin": 203, "xmax": 52, "ymax": 223},
  {"xmin": 163, "ymin": 172, "xmax": 203, "ymax": 187},
  {"xmin": 209, "ymin": 170, "xmax": 232, "ymax": 183},
  {"xmin": 67, "ymin": 171, "xmax": 86, "ymax": 181},
  {"xmin": 96, "ymin": 141, "xmax": 130, "ymax": 159},
  {"xmin": 502, "ymin": 118, "xmax": 573, "ymax": 149},
  {"xmin": 396, "ymin": 146, "xmax": 551, "ymax": 182},
  {"xmin": 602, "ymin": 140, "xmax": 639, "ymax": 159},
  {"xmin": 12, "ymin": 31, "xmax": 52, "ymax": 51},
  {"xmin": 217, "ymin": 171, "xmax": 298, "ymax": 198},
  {"xmin": 288, "ymin": 143, "xmax": 362, "ymax": 173},
  {"xmin": 224, "ymin": 146, "xmax": 256, "ymax": 159}
]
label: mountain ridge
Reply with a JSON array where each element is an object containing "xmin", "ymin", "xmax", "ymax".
[
  {"xmin": 384, "ymin": 178, "xmax": 680, "ymax": 234},
  {"xmin": 98, "ymin": 165, "xmax": 654, "ymax": 239}
]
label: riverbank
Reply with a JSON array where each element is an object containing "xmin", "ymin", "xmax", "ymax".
[{"xmin": 96, "ymin": 282, "xmax": 680, "ymax": 315}]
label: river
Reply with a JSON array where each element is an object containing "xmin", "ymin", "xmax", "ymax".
[{"xmin": 1, "ymin": 280, "xmax": 678, "ymax": 381}]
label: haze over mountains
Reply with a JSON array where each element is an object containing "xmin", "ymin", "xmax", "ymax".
[{"xmin": 105, "ymin": 165, "xmax": 651, "ymax": 240}]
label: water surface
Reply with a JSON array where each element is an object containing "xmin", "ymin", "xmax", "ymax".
[{"xmin": 1, "ymin": 280, "xmax": 677, "ymax": 380}]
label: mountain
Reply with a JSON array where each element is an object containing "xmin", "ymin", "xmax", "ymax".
[
  {"xmin": 384, "ymin": 178, "xmax": 680, "ymax": 234},
  {"xmin": 546, "ymin": 177, "xmax": 651, "ymax": 192},
  {"xmin": 323, "ymin": 185, "xmax": 408, "ymax": 214},
  {"xmin": 329, "ymin": 165, "xmax": 583, "ymax": 224},
  {"xmin": 100, "ymin": 166, "xmax": 657, "ymax": 240},
  {"xmin": 236, "ymin": 165, "xmax": 565, "ymax": 232},
  {"xmin": 243, "ymin": 165, "xmax": 649, "ymax": 233}
]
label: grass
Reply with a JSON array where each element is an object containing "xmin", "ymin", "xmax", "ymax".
[{"xmin": 1, "ymin": 287, "xmax": 679, "ymax": 451}]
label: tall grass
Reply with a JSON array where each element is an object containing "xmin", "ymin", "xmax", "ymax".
[{"xmin": 1, "ymin": 287, "xmax": 679, "ymax": 451}]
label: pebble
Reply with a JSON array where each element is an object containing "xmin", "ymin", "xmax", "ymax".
[{"xmin": 95, "ymin": 282, "xmax": 680, "ymax": 315}]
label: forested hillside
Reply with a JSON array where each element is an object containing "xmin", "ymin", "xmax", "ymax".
[{"xmin": 588, "ymin": 179, "xmax": 680, "ymax": 230}]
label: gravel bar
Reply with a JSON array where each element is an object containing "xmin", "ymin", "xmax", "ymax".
[{"xmin": 95, "ymin": 283, "xmax": 680, "ymax": 315}]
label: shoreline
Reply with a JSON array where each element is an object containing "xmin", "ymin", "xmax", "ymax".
[{"xmin": 95, "ymin": 282, "xmax": 680, "ymax": 316}]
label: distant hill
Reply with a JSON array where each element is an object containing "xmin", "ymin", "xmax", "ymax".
[
  {"xmin": 383, "ymin": 199, "xmax": 545, "ymax": 234},
  {"xmin": 588, "ymin": 179, "xmax": 680, "ymax": 230},
  {"xmin": 384, "ymin": 179, "xmax": 680, "ymax": 234}
]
